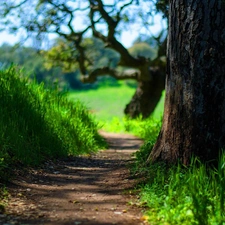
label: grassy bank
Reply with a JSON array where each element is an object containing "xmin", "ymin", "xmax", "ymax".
[
  {"xmin": 0, "ymin": 67, "xmax": 106, "ymax": 181},
  {"xmin": 132, "ymin": 120, "xmax": 225, "ymax": 225}
]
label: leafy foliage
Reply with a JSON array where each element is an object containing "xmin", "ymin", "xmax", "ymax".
[
  {"xmin": 156, "ymin": 0, "xmax": 169, "ymax": 18},
  {"xmin": 0, "ymin": 43, "xmax": 122, "ymax": 90},
  {"xmin": 43, "ymin": 37, "xmax": 120, "ymax": 74},
  {"xmin": 0, "ymin": 43, "xmax": 84, "ymax": 90},
  {"xmin": 128, "ymin": 42, "xmax": 157, "ymax": 59}
]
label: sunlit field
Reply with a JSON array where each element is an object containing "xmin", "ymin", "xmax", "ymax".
[
  {"xmin": 67, "ymin": 84, "xmax": 165, "ymax": 132},
  {"xmin": 68, "ymin": 84, "xmax": 136, "ymax": 121},
  {"xmin": 67, "ymin": 83, "xmax": 164, "ymax": 134}
]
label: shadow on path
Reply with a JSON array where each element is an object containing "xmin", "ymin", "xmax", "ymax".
[{"xmin": 3, "ymin": 132, "xmax": 144, "ymax": 225}]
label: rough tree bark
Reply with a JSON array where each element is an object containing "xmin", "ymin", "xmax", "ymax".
[{"xmin": 148, "ymin": 0, "xmax": 225, "ymax": 165}]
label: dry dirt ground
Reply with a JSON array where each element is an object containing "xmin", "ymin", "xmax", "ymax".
[{"xmin": 0, "ymin": 132, "xmax": 147, "ymax": 225}]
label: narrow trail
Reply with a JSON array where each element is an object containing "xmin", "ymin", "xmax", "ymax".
[{"xmin": 1, "ymin": 132, "xmax": 145, "ymax": 225}]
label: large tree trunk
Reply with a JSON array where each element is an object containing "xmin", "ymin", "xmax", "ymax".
[
  {"xmin": 124, "ymin": 67, "xmax": 165, "ymax": 119},
  {"xmin": 148, "ymin": 0, "xmax": 225, "ymax": 165}
]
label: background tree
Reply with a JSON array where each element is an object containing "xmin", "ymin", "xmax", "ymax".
[
  {"xmin": 128, "ymin": 42, "xmax": 157, "ymax": 60},
  {"xmin": 43, "ymin": 37, "xmax": 120, "ymax": 85},
  {"xmin": 0, "ymin": 41, "xmax": 123, "ymax": 90},
  {"xmin": 148, "ymin": 0, "xmax": 225, "ymax": 165},
  {"xmin": 0, "ymin": 0, "xmax": 167, "ymax": 118},
  {"xmin": 43, "ymin": 37, "xmax": 158, "ymax": 89}
]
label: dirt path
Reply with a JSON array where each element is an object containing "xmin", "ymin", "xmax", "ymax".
[{"xmin": 1, "ymin": 132, "xmax": 145, "ymax": 225}]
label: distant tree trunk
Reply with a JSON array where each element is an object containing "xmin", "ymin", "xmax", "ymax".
[
  {"xmin": 124, "ymin": 67, "xmax": 165, "ymax": 118},
  {"xmin": 148, "ymin": 0, "xmax": 225, "ymax": 165}
]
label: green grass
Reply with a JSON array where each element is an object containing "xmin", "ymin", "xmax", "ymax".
[
  {"xmin": 134, "ymin": 158, "xmax": 225, "ymax": 225},
  {"xmin": 68, "ymin": 84, "xmax": 165, "ymax": 134},
  {"xmin": 131, "ymin": 119, "xmax": 225, "ymax": 225},
  {"xmin": 0, "ymin": 66, "xmax": 106, "ymax": 181},
  {"xmin": 68, "ymin": 83, "xmax": 136, "ymax": 121},
  {"xmin": 0, "ymin": 186, "xmax": 9, "ymax": 213}
]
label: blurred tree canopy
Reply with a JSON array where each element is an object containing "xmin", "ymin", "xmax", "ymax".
[
  {"xmin": 128, "ymin": 42, "xmax": 157, "ymax": 59},
  {"xmin": 0, "ymin": 0, "xmax": 168, "ymax": 118},
  {"xmin": 0, "ymin": 43, "xmax": 124, "ymax": 89},
  {"xmin": 0, "ymin": 43, "xmax": 85, "ymax": 90},
  {"xmin": 43, "ymin": 37, "xmax": 120, "ymax": 73}
]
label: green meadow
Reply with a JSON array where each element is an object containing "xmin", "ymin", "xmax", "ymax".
[
  {"xmin": 68, "ymin": 84, "xmax": 137, "ymax": 121},
  {"xmin": 68, "ymin": 83, "xmax": 165, "ymax": 133}
]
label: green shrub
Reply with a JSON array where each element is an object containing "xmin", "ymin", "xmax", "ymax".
[{"xmin": 0, "ymin": 66, "xmax": 106, "ymax": 180}]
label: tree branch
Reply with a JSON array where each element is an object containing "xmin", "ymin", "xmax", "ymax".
[
  {"xmin": 5, "ymin": 0, "xmax": 28, "ymax": 10},
  {"xmin": 81, "ymin": 66, "xmax": 140, "ymax": 83},
  {"xmin": 89, "ymin": 0, "xmax": 145, "ymax": 68}
]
